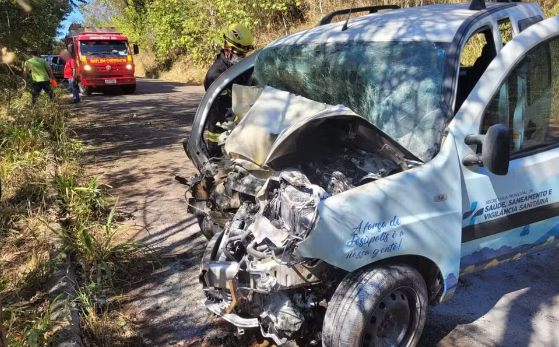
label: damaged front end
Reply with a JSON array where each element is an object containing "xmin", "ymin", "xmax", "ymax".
[
  {"xmin": 184, "ymin": 85, "xmax": 424, "ymax": 344},
  {"xmin": 200, "ymin": 169, "xmax": 334, "ymax": 344}
]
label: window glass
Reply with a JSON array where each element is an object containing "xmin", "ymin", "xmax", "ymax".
[
  {"xmin": 79, "ymin": 40, "xmax": 129, "ymax": 59},
  {"xmin": 498, "ymin": 18, "xmax": 513, "ymax": 46},
  {"xmin": 254, "ymin": 41, "xmax": 449, "ymax": 162},
  {"xmin": 519, "ymin": 16, "xmax": 543, "ymax": 32},
  {"xmin": 455, "ymin": 28, "xmax": 496, "ymax": 112},
  {"xmin": 481, "ymin": 37, "xmax": 559, "ymax": 153},
  {"xmin": 461, "ymin": 32, "xmax": 488, "ymax": 67}
]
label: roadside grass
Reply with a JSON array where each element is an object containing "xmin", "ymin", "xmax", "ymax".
[
  {"xmin": 0, "ymin": 80, "xmax": 80, "ymax": 346},
  {"xmin": 549, "ymin": 2, "xmax": 559, "ymax": 18},
  {"xmin": 0, "ymin": 75, "xmax": 153, "ymax": 346},
  {"xmin": 157, "ymin": 55, "xmax": 207, "ymax": 85},
  {"xmin": 135, "ymin": 51, "xmax": 206, "ymax": 85},
  {"xmin": 54, "ymin": 201, "xmax": 152, "ymax": 347}
]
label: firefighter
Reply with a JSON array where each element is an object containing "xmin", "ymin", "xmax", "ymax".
[{"xmin": 203, "ymin": 23, "xmax": 254, "ymax": 157}]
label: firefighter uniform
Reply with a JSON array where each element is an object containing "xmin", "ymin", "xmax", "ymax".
[{"xmin": 203, "ymin": 50, "xmax": 252, "ymax": 157}]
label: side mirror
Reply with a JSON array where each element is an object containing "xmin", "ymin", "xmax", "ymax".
[
  {"xmin": 68, "ymin": 43, "xmax": 74, "ymax": 55},
  {"xmin": 133, "ymin": 44, "xmax": 139, "ymax": 55},
  {"xmin": 463, "ymin": 124, "xmax": 511, "ymax": 175}
]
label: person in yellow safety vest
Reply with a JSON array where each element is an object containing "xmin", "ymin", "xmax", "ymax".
[{"xmin": 203, "ymin": 23, "xmax": 254, "ymax": 157}]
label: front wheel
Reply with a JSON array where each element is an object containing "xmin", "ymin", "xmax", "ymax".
[
  {"xmin": 122, "ymin": 84, "xmax": 136, "ymax": 94},
  {"xmin": 323, "ymin": 264, "xmax": 428, "ymax": 347},
  {"xmin": 79, "ymin": 83, "xmax": 92, "ymax": 96}
]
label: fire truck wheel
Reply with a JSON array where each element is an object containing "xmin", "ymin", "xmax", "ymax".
[
  {"xmin": 79, "ymin": 83, "xmax": 92, "ymax": 96},
  {"xmin": 122, "ymin": 84, "xmax": 136, "ymax": 94}
]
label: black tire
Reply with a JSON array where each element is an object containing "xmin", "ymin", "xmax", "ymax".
[
  {"xmin": 323, "ymin": 264, "xmax": 428, "ymax": 347},
  {"xmin": 79, "ymin": 83, "xmax": 92, "ymax": 95},
  {"xmin": 122, "ymin": 84, "xmax": 136, "ymax": 94}
]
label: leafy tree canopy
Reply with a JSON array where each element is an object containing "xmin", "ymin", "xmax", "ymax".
[
  {"xmin": 81, "ymin": 0, "xmax": 556, "ymax": 67},
  {"xmin": 82, "ymin": 0, "xmax": 299, "ymax": 65},
  {"xmin": 0, "ymin": 0, "xmax": 83, "ymax": 56}
]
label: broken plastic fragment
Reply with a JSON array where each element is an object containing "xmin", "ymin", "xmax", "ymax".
[{"xmin": 251, "ymin": 215, "xmax": 290, "ymax": 247}]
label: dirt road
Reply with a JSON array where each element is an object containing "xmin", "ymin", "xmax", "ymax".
[
  {"xmin": 72, "ymin": 78, "xmax": 559, "ymax": 347},
  {"xmin": 72, "ymin": 79, "xmax": 221, "ymax": 346}
]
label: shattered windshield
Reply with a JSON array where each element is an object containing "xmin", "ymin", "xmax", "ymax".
[
  {"xmin": 253, "ymin": 41, "xmax": 449, "ymax": 162},
  {"xmin": 79, "ymin": 40, "xmax": 129, "ymax": 59}
]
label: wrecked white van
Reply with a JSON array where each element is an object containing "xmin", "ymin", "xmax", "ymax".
[{"xmin": 182, "ymin": 1, "xmax": 559, "ymax": 346}]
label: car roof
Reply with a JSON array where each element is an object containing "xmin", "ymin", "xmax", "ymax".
[{"xmin": 269, "ymin": 2, "xmax": 541, "ymax": 46}]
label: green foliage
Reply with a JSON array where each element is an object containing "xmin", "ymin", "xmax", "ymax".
[
  {"xmin": 0, "ymin": 88, "xmax": 82, "ymax": 212},
  {"xmin": 0, "ymin": 0, "xmax": 72, "ymax": 54},
  {"xmin": 4, "ymin": 294, "xmax": 62, "ymax": 347},
  {"xmin": 0, "ymin": 89, "xmax": 85, "ymax": 347},
  {"xmin": 55, "ymin": 173, "xmax": 107, "ymax": 227},
  {"xmin": 0, "ymin": 73, "xmax": 144, "ymax": 347},
  {"xmin": 50, "ymin": 202, "xmax": 148, "ymax": 291},
  {"xmin": 549, "ymin": 2, "xmax": 559, "ymax": 18},
  {"xmin": 84, "ymin": 0, "xmax": 299, "ymax": 65},
  {"xmin": 82, "ymin": 0, "xmax": 556, "ymax": 69}
]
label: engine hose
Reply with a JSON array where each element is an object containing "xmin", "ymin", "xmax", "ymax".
[
  {"xmin": 240, "ymin": 229, "xmax": 251, "ymax": 243},
  {"xmin": 227, "ymin": 229, "xmax": 251, "ymax": 243},
  {"xmin": 229, "ymin": 228, "xmax": 244, "ymax": 237},
  {"xmin": 233, "ymin": 165, "xmax": 250, "ymax": 176},
  {"xmin": 256, "ymin": 244, "xmax": 268, "ymax": 251},
  {"xmin": 218, "ymin": 230, "xmax": 237, "ymax": 262},
  {"xmin": 246, "ymin": 241, "xmax": 270, "ymax": 259}
]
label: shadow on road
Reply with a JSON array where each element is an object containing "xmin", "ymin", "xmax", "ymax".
[
  {"xmin": 73, "ymin": 78, "xmax": 202, "ymax": 165},
  {"xmin": 84, "ymin": 78, "xmax": 189, "ymax": 97},
  {"xmin": 70, "ymin": 78, "xmax": 220, "ymax": 346},
  {"xmin": 70, "ymin": 78, "xmax": 559, "ymax": 347},
  {"xmin": 419, "ymin": 248, "xmax": 559, "ymax": 347}
]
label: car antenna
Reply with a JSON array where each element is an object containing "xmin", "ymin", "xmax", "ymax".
[
  {"xmin": 469, "ymin": 0, "xmax": 486, "ymax": 10},
  {"xmin": 341, "ymin": 0, "xmax": 358, "ymax": 31}
]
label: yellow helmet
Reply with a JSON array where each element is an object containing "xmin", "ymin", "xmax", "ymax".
[{"xmin": 223, "ymin": 24, "xmax": 254, "ymax": 53}]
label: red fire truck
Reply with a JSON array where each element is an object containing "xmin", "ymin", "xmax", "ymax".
[{"xmin": 65, "ymin": 24, "xmax": 139, "ymax": 95}]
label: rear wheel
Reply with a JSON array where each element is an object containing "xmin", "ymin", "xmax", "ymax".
[
  {"xmin": 323, "ymin": 264, "xmax": 428, "ymax": 347},
  {"xmin": 122, "ymin": 84, "xmax": 136, "ymax": 94},
  {"xmin": 79, "ymin": 83, "xmax": 92, "ymax": 96}
]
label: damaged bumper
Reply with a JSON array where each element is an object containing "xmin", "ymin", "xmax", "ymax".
[
  {"xmin": 186, "ymin": 85, "xmax": 422, "ymax": 344},
  {"xmin": 205, "ymin": 300, "xmax": 259, "ymax": 328}
]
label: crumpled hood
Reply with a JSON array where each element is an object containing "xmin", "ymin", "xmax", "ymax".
[
  {"xmin": 225, "ymin": 86, "xmax": 332, "ymax": 165},
  {"xmin": 224, "ymin": 85, "xmax": 419, "ymax": 168}
]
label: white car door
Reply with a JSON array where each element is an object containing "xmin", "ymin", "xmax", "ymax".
[{"xmin": 451, "ymin": 15, "xmax": 559, "ymax": 276}]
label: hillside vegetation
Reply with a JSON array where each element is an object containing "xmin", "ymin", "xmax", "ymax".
[
  {"xmin": 0, "ymin": 72, "xmax": 150, "ymax": 346},
  {"xmin": 82, "ymin": 0, "xmax": 559, "ymax": 83},
  {"xmin": 0, "ymin": 0, "xmax": 82, "ymax": 54}
]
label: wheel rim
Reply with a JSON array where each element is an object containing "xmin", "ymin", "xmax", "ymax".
[{"xmin": 361, "ymin": 287, "xmax": 419, "ymax": 347}]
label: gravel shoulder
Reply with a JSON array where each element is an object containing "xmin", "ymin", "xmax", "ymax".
[
  {"xmin": 70, "ymin": 79, "xmax": 219, "ymax": 346},
  {"xmin": 70, "ymin": 78, "xmax": 559, "ymax": 347}
]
